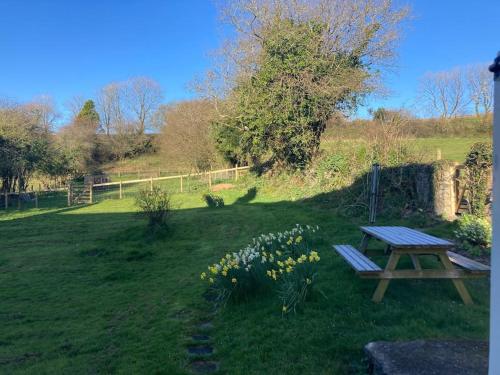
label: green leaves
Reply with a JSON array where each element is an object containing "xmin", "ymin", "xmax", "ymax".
[
  {"xmin": 464, "ymin": 142, "xmax": 492, "ymax": 216},
  {"xmin": 76, "ymin": 100, "xmax": 100, "ymax": 126},
  {"xmin": 214, "ymin": 18, "xmax": 369, "ymax": 170}
]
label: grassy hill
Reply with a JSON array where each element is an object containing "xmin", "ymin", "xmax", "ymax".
[
  {"xmin": 100, "ymin": 136, "xmax": 491, "ymax": 180},
  {"xmin": 321, "ymin": 136, "xmax": 491, "ymax": 164}
]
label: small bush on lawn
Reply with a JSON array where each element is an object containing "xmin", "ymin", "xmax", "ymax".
[
  {"xmin": 454, "ymin": 214, "xmax": 492, "ymax": 255},
  {"xmin": 200, "ymin": 224, "xmax": 321, "ymax": 314},
  {"xmin": 203, "ymin": 193, "xmax": 224, "ymax": 208},
  {"xmin": 136, "ymin": 187, "xmax": 172, "ymax": 231}
]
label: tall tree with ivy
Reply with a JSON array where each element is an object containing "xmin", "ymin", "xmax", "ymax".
[{"xmin": 205, "ymin": 0, "xmax": 409, "ymax": 170}]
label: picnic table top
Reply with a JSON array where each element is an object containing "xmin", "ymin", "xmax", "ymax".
[{"xmin": 360, "ymin": 226, "xmax": 454, "ymax": 249}]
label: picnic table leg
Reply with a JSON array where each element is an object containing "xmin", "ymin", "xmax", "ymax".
[
  {"xmin": 385, "ymin": 244, "xmax": 392, "ymax": 255},
  {"xmin": 438, "ymin": 253, "xmax": 473, "ymax": 305},
  {"xmin": 372, "ymin": 252, "xmax": 401, "ymax": 303},
  {"xmin": 360, "ymin": 234, "xmax": 371, "ymax": 254},
  {"xmin": 410, "ymin": 255, "xmax": 422, "ymax": 271}
]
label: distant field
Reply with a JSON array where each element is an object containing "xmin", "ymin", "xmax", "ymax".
[
  {"xmin": 322, "ymin": 136, "xmax": 491, "ymax": 163},
  {"xmin": 411, "ymin": 137, "xmax": 491, "ymax": 162},
  {"xmin": 101, "ymin": 153, "xmax": 173, "ymax": 174},
  {"xmin": 99, "ymin": 136, "xmax": 491, "ymax": 179}
]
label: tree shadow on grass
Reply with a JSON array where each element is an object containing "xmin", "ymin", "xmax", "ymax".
[{"xmin": 234, "ymin": 187, "xmax": 257, "ymax": 205}]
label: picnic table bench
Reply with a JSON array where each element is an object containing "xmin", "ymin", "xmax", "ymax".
[{"xmin": 333, "ymin": 226, "xmax": 490, "ymax": 304}]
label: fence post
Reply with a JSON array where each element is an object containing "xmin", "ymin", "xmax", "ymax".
[
  {"xmin": 150, "ymin": 177, "xmax": 153, "ymax": 191},
  {"xmin": 208, "ymin": 171, "xmax": 212, "ymax": 190},
  {"xmin": 369, "ymin": 164, "xmax": 381, "ymax": 223},
  {"xmin": 488, "ymin": 51, "xmax": 500, "ymax": 375},
  {"xmin": 67, "ymin": 183, "xmax": 71, "ymax": 207},
  {"xmin": 180, "ymin": 175, "xmax": 183, "ymax": 193},
  {"xmin": 436, "ymin": 148, "xmax": 442, "ymax": 160},
  {"xmin": 89, "ymin": 183, "xmax": 93, "ymax": 204},
  {"xmin": 235, "ymin": 165, "xmax": 239, "ymax": 181},
  {"xmin": 35, "ymin": 191, "xmax": 38, "ymax": 209},
  {"xmin": 119, "ymin": 180, "xmax": 123, "ymax": 199}
]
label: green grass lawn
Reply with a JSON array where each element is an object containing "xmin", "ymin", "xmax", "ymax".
[{"xmin": 0, "ymin": 184, "xmax": 489, "ymax": 374}]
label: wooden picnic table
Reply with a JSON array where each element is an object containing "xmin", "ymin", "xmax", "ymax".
[{"xmin": 334, "ymin": 226, "xmax": 490, "ymax": 305}]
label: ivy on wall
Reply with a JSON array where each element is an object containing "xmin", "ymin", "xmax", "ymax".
[{"xmin": 464, "ymin": 142, "xmax": 493, "ymax": 217}]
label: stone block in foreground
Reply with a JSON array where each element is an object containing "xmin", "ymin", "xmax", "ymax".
[{"xmin": 364, "ymin": 340, "xmax": 488, "ymax": 375}]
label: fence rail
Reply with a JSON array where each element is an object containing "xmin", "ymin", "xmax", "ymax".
[
  {"xmin": 93, "ymin": 165, "xmax": 249, "ymax": 188},
  {"xmin": 1, "ymin": 166, "xmax": 250, "ymax": 210},
  {"xmin": 85, "ymin": 165, "xmax": 249, "ymax": 204}
]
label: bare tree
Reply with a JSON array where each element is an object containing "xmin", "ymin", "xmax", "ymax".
[
  {"xmin": 158, "ymin": 100, "xmax": 219, "ymax": 171},
  {"xmin": 64, "ymin": 95, "xmax": 86, "ymax": 120},
  {"xmin": 125, "ymin": 77, "xmax": 163, "ymax": 135},
  {"xmin": 26, "ymin": 95, "xmax": 59, "ymax": 130},
  {"xmin": 466, "ymin": 64, "xmax": 493, "ymax": 119},
  {"xmin": 203, "ymin": 0, "xmax": 410, "ymax": 106},
  {"xmin": 418, "ymin": 68, "xmax": 469, "ymax": 119},
  {"xmin": 96, "ymin": 82, "xmax": 125, "ymax": 135}
]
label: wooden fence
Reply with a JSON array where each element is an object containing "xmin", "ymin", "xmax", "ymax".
[
  {"xmin": 1, "ymin": 166, "xmax": 250, "ymax": 210},
  {"xmin": 86, "ymin": 165, "xmax": 250, "ymax": 204}
]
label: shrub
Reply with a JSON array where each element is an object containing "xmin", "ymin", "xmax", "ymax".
[
  {"xmin": 203, "ymin": 193, "xmax": 225, "ymax": 208},
  {"xmin": 316, "ymin": 154, "xmax": 349, "ymax": 178},
  {"xmin": 136, "ymin": 187, "xmax": 172, "ymax": 231},
  {"xmin": 464, "ymin": 142, "xmax": 492, "ymax": 217},
  {"xmin": 200, "ymin": 224, "xmax": 321, "ymax": 314},
  {"xmin": 454, "ymin": 214, "xmax": 492, "ymax": 255}
]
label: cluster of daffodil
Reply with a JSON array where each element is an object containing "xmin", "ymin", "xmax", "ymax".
[
  {"xmin": 200, "ymin": 225, "xmax": 321, "ymax": 312},
  {"xmin": 265, "ymin": 251, "xmax": 320, "ymax": 281},
  {"xmin": 248, "ymin": 224, "xmax": 318, "ymax": 253},
  {"xmin": 200, "ymin": 244, "xmax": 263, "ymax": 287}
]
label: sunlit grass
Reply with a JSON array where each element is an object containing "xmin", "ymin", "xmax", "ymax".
[{"xmin": 0, "ymin": 183, "xmax": 489, "ymax": 374}]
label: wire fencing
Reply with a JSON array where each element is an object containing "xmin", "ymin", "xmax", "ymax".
[{"xmin": 0, "ymin": 189, "xmax": 68, "ymax": 211}]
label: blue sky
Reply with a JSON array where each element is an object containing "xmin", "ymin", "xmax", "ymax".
[{"xmin": 0, "ymin": 0, "xmax": 499, "ymax": 121}]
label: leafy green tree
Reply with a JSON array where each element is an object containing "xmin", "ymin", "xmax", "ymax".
[
  {"xmin": 214, "ymin": 19, "xmax": 367, "ymax": 169},
  {"xmin": 58, "ymin": 99, "xmax": 103, "ymax": 176},
  {"xmin": 0, "ymin": 102, "xmax": 54, "ymax": 191},
  {"xmin": 77, "ymin": 100, "xmax": 100, "ymax": 128},
  {"xmin": 203, "ymin": 0, "xmax": 408, "ymax": 170}
]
